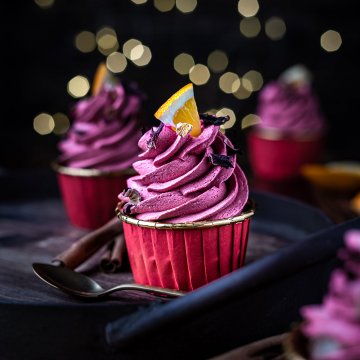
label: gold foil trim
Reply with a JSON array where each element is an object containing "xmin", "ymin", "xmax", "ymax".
[
  {"xmin": 176, "ymin": 122, "xmax": 193, "ymax": 137},
  {"xmin": 115, "ymin": 202, "xmax": 255, "ymax": 230},
  {"xmin": 52, "ymin": 162, "xmax": 136, "ymax": 178}
]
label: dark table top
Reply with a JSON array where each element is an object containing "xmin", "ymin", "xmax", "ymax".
[{"xmin": 0, "ymin": 197, "xmax": 298, "ymax": 305}]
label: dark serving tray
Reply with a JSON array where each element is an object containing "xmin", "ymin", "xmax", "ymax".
[{"xmin": 0, "ymin": 191, "xmax": 351, "ymax": 360}]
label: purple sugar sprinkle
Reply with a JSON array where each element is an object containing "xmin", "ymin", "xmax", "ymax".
[
  {"xmin": 200, "ymin": 113, "xmax": 230, "ymax": 126},
  {"xmin": 146, "ymin": 123, "xmax": 164, "ymax": 149},
  {"xmin": 208, "ymin": 153, "xmax": 234, "ymax": 169}
]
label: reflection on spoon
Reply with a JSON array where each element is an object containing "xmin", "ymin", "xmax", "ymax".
[{"xmin": 32, "ymin": 263, "xmax": 185, "ymax": 299}]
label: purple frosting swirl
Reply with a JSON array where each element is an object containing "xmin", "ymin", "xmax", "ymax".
[
  {"xmin": 256, "ymin": 82, "xmax": 325, "ymax": 136},
  {"xmin": 119, "ymin": 123, "xmax": 249, "ymax": 223},
  {"xmin": 58, "ymin": 83, "xmax": 143, "ymax": 171}
]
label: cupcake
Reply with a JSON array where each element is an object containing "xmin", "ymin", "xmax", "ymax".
[
  {"xmin": 116, "ymin": 83, "xmax": 254, "ymax": 291},
  {"xmin": 55, "ymin": 64, "xmax": 144, "ymax": 229},
  {"xmin": 285, "ymin": 230, "xmax": 360, "ymax": 360},
  {"xmin": 248, "ymin": 65, "xmax": 326, "ymax": 180}
]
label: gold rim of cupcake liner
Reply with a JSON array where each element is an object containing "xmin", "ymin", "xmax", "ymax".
[
  {"xmin": 52, "ymin": 161, "xmax": 137, "ymax": 178},
  {"xmin": 116, "ymin": 200, "xmax": 255, "ymax": 230}
]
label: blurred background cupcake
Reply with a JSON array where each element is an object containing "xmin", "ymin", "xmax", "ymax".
[
  {"xmin": 54, "ymin": 63, "xmax": 145, "ymax": 229},
  {"xmin": 248, "ymin": 64, "xmax": 326, "ymax": 181},
  {"xmin": 284, "ymin": 229, "xmax": 360, "ymax": 360}
]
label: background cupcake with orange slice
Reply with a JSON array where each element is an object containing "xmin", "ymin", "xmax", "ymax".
[
  {"xmin": 248, "ymin": 65, "xmax": 326, "ymax": 181},
  {"xmin": 116, "ymin": 83, "xmax": 253, "ymax": 291},
  {"xmin": 54, "ymin": 63, "xmax": 145, "ymax": 229}
]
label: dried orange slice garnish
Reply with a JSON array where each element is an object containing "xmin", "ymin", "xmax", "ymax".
[
  {"xmin": 92, "ymin": 63, "xmax": 107, "ymax": 95},
  {"xmin": 154, "ymin": 83, "xmax": 201, "ymax": 137}
]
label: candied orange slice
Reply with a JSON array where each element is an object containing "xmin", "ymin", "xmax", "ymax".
[{"xmin": 154, "ymin": 83, "xmax": 201, "ymax": 137}]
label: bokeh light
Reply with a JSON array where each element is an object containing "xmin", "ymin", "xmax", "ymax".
[
  {"xmin": 130, "ymin": 44, "xmax": 145, "ymax": 60},
  {"xmin": 216, "ymin": 108, "xmax": 236, "ymax": 129},
  {"xmin": 33, "ymin": 113, "xmax": 55, "ymax": 135},
  {"xmin": 207, "ymin": 50, "xmax": 229, "ymax": 73},
  {"xmin": 106, "ymin": 52, "xmax": 127, "ymax": 73},
  {"xmin": 96, "ymin": 27, "xmax": 118, "ymax": 55},
  {"xmin": 34, "ymin": 0, "xmax": 55, "ymax": 9},
  {"xmin": 154, "ymin": 0, "xmax": 175, "ymax": 12},
  {"xmin": 242, "ymin": 70, "xmax": 263, "ymax": 91},
  {"xmin": 123, "ymin": 39, "xmax": 142, "ymax": 59},
  {"xmin": 233, "ymin": 85, "xmax": 251, "ymax": 100},
  {"xmin": 241, "ymin": 114, "xmax": 261, "ymax": 129},
  {"xmin": 176, "ymin": 0, "xmax": 197, "ymax": 13},
  {"xmin": 237, "ymin": 0, "xmax": 259, "ymax": 17},
  {"xmin": 320, "ymin": 30, "xmax": 342, "ymax": 52},
  {"xmin": 74, "ymin": 31, "xmax": 96, "ymax": 53},
  {"xmin": 52, "ymin": 113, "xmax": 70, "ymax": 135},
  {"xmin": 219, "ymin": 72, "xmax": 240, "ymax": 94},
  {"xmin": 174, "ymin": 53, "xmax": 195, "ymax": 75},
  {"xmin": 265, "ymin": 17, "xmax": 286, "ymax": 40},
  {"xmin": 189, "ymin": 64, "xmax": 210, "ymax": 85},
  {"xmin": 67, "ymin": 76, "xmax": 90, "ymax": 98},
  {"xmin": 131, "ymin": 0, "xmax": 148, "ymax": 4},
  {"xmin": 240, "ymin": 17, "xmax": 261, "ymax": 38},
  {"xmin": 132, "ymin": 46, "xmax": 152, "ymax": 66}
]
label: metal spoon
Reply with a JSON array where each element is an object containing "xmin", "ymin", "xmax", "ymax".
[{"xmin": 32, "ymin": 263, "xmax": 185, "ymax": 298}]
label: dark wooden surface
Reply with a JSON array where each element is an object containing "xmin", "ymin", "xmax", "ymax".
[
  {"xmin": 0, "ymin": 193, "xmax": 338, "ymax": 360},
  {"xmin": 0, "ymin": 199, "xmax": 295, "ymax": 306}
]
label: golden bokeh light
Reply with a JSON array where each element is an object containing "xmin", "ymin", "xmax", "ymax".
[
  {"xmin": 75, "ymin": 31, "xmax": 96, "ymax": 53},
  {"xmin": 216, "ymin": 108, "xmax": 236, "ymax": 129},
  {"xmin": 240, "ymin": 17, "xmax": 261, "ymax": 38},
  {"xmin": 123, "ymin": 39, "xmax": 142, "ymax": 59},
  {"xmin": 96, "ymin": 27, "xmax": 118, "ymax": 55},
  {"xmin": 242, "ymin": 70, "xmax": 263, "ymax": 91},
  {"xmin": 237, "ymin": 0, "xmax": 259, "ymax": 17},
  {"xmin": 130, "ymin": 44, "xmax": 145, "ymax": 60},
  {"xmin": 233, "ymin": 85, "xmax": 251, "ymax": 100},
  {"xmin": 131, "ymin": 0, "xmax": 148, "ymax": 4},
  {"xmin": 33, "ymin": 113, "xmax": 55, "ymax": 135},
  {"xmin": 132, "ymin": 46, "xmax": 152, "ymax": 66},
  {"xmin": 67, "ymin": 76, "xmax": 90, "ymax": 98},
  {"xmin": 320, "ymin": 30, "xmax": 342, "ymax": 52},
  {"xmin": 219, "ymin": 72, "xmax": 239, "ymax": 94},
  {"xmin": 207, "ymin": 50, "xmax": 229, "ymax": 73},
  {"xmin": 106, "ymin": 52, "xmax": 127, "ymax": 73},
  {"xmin": 52, "ymin": 113, "xmax": 70, "ymax": 135},
  {"xmin": 189, "ymin": 64, "xmax": 210, "ymax": 85},
  {"xmin": 154, "ymin": 0, "xmax": 175, "ymax": 12},
  {"xmin": 241, "ymin": 114, "xmax": 261, "ymax": 129},
  {"xmin": 174, "ymin": 53, "xmax": 195, "ymax": 75},
  {"xmin": 265, "ymin": 17, "xmax": 286, "ymax": 40},
  {"xmin": 176, "ymin": 0, "xmax": 197, "ymax": 13},
  {"xmin": 34, "ymin": 0, "xmax": 55, "ymax": 9}
]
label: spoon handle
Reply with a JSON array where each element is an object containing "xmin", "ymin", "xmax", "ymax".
[{"xmin": 106, "ymin": 283, "xmax": 186, "ymax": 298}]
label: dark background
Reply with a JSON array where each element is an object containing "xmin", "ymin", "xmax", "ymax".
[{"xmin": 1, "ymin": 0, "xmax": 359, "ymax": 198}]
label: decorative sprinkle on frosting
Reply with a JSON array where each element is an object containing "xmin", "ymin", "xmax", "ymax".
[
  {"xmin": 200, "ymin": 113, "xmax": 230, "ymax": 126},
  {"xmin": 176, "ymin": 122, "xmax": 193, "ymax": 137},
  {"xmin": 118, "ymin": 188, "xmax": 141, "ymax": 215},
  {"xmin": 146, "ymin": 123, "xmax": 165, "ymax": 149},
  {"xmin": 208, "ymin": 153, "xmax": 234, "ymax": 169}
]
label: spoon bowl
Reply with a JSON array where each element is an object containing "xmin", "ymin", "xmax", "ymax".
[{"xmin": 33, "ymin": 263, "xmax": 185, "ymax": 298}]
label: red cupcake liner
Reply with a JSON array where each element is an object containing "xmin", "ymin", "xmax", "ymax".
[
  {"xmin": 248, "ymin": 131, "xmax": 323, "ymax": 180},
  {"xmin": 119, "ymin": 208, "xmax": 254, "ymax": 291},
  {"xmin": 54, "ymin": 163, "xmax": 133, "ymax": 230}
]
